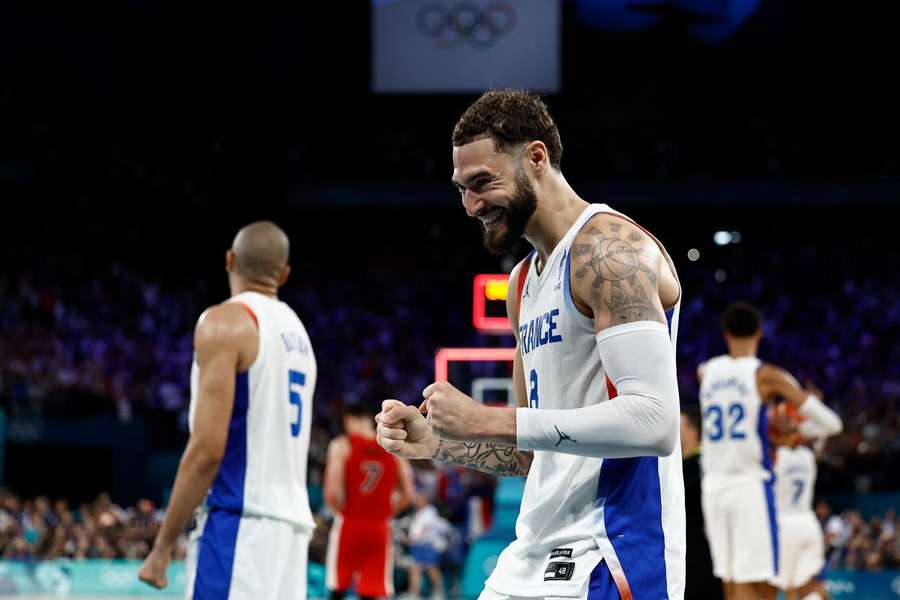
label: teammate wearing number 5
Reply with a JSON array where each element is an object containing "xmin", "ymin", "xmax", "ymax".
[
  {"xmin": 139, "ymin": 221, "xmax": 317, "ymax": 599},
  {"xmin": 324, "ymin": 403, "xmax": 415, "ymax": 600},
  {"xmin": 697, "ymin": 302, "xmax": 836, "ymax": 600}
]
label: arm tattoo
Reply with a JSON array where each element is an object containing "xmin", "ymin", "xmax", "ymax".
[
  {"xmin": 431, "ymin": 439, "xmax": 532, "ymax": 476},
  {"xmin": 573, "ymin": 221, "xmax": 666, "ymax": 326}
]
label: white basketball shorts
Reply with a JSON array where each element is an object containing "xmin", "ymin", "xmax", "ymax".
[
  {"xmin": 769, "ymin": 511, "xmax": 825, "ymax": 590},
  {"xmin": 701, "ymin": 476, "xmax": 779, "ymax": 584},
  {"xmin": 184, "ymin": 508, "xmax": 310, "ymax": 600}
]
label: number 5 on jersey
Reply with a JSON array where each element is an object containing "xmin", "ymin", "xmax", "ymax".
[{"xmin": 288, "ymin": 369, "xmax": 306, "ymax": 437}]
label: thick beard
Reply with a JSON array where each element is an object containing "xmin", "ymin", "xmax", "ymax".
[{"xmin": 482, "ymin": 170, "xmax": 538, "ymax": 255}]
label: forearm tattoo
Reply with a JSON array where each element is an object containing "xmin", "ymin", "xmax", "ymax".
[{"xmin": 431, "ymin": 439, "xmax": 532, "ymax": 476}]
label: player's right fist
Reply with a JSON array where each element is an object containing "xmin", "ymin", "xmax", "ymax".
[{"xmin": 375, "ymin": 399, "xmax": 438, "ymax": 459}]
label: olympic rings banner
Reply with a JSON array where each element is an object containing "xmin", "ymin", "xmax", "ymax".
[{"xmin": 373, "ymin": 0, "xmax": 560, "ymax": 93}]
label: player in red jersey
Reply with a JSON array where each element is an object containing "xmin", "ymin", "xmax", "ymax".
[{"xmin": 325, "ymin": 402, "xmax": 415, "ymax": 599}]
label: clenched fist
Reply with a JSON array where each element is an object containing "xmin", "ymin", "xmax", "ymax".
[
  {"xmin": 138, "ymin": 546, "xmax": 171, "ymax": 589},
  {"xmin": 422, "ymin": 381, "xmax": 489, "ymax": 441},
  {"xmin": 375, "ymin": 399, "xmax": 439, "ymax": 459}
]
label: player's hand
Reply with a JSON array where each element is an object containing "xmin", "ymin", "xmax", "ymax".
[
  {"xmin": 422, "ymin": 381, "xmax": 487, "ymax": 441},
  {"xmin": 376, "ymin": 399, "xmax": 439, "ymax": 459},
  {"xmin": 138, "ymin": 545, "xmax": 171, "ymax": 589}
]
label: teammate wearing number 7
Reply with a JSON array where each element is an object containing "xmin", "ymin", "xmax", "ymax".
[
  {"xmin": 324, "ymin": 403, "xmax": 415, "ymax": 600},
  {"xmin": 139, "ymin": 221, "xmax": 318, "ymax": 599},
  {"xmin": 697, "ymin": 302, "xmax": 836, "ymax": 600}
]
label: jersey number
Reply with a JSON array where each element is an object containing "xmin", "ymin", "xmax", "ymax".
[
  {"xmin": 359, "ymin": 461, "xmax": 384, "ymax": 495},
  {"xmin": 792, "ymin": 479, "xmax": 805, "ymax": 505},
  {"xmin": 288, "ymin": 369, "xmax": 306, "ymax": 438},
  {"xmin": 704, "ymin": 403, "xmax": 746, "ymax": 441},
  {"xmin": 529, "ymin": 369, "xmax": 539, "ymax": 409}
]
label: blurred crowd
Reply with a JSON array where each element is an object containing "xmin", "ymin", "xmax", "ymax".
[
  {"xmin": 0, "ymin": 260, "xmax": 469, "ymax": 429},
  {"xmin": 0, "ymin": 489, "xmax": 177, "ymax": 562},
  {"xmin": 817, "ymin": 501, "xmax": 900, "ymax": 571},
  {"xmin": 0, "ymin": 266, "xmax": 200, "ymax": 422}
]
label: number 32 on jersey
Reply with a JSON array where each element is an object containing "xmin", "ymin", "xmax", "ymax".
[{"xmin": 703, "ymin": 402, "xmax": 746, "ymax": 441}]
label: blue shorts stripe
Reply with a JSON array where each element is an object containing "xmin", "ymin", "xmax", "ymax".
[
  {"xmin": 596, "ymin": 456, "xmax": 668, "ymax": 599},
  {"xmin": 588, "ymin": 560, "xmax": 621, "ymax": 600},
  {"xmin": 756, "ymin": 401, "xmax": 779, "ymax": 574},
  {"xmin": 764, "ymin": 479, "xmax": 779, "ymax": 576},
  {"xmin": 193, "ymin": 509, "xmax": 241, "ymax": 599},
  {"xmin": 193, "ymin": 371, "xmax": 249, "ymax": 598}
]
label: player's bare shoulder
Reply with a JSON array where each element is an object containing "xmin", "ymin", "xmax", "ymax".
[
  {"xmin": 568, "ymin": 213, "xmax": 677, "ymax": 331},
  {"xmin": 326, "ymin": 434, "xmax": 351, "ymax": 458},
  {"xmin": 194, "ymin": 303, "xmax": 259, "ymax": 368},
  {"xmin": 196, "ymin": 303, "xmax": 257, "ymax": 342}
]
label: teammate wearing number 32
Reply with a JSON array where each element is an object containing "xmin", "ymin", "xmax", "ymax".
[
  {"xmin": 697, "ymin": 302, "xmax": 839, "ymax": 600},
  {"xmin": 139, "ymin": 221, "xmax": 317, "ymax": 600},
  {"xmin": 376, "ymin": 89, "xmax": 686, "ymax": 599}
]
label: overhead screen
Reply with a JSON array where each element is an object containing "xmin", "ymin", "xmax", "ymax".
[{"xmin": 372, "ymin": 0, "xmax": 561, "ymax": 93}]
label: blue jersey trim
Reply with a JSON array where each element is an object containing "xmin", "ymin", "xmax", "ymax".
[
  {"xmin": 596, "ymin": 456, "xmax": 669, "ymax": 599},
  {"xmin": 665, "ymin": 308, "xmax": 675, "ymax": 335},
  {"xmin": 193, "ymin": 508, "xmax": 241, "ymax": 599},
  {"xmin": 757, "ymin": 402, "xmax": 773, "ymax": 473},
  {"xmin": 208, "ymin": 372, "xmax": 249, "ymax": 512}
]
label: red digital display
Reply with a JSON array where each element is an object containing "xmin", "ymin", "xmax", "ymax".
[{"xmin": 472, "ymin": 273, "xmax": 511, "ymax": 333}]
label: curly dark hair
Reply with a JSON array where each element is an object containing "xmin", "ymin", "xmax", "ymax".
[
  {"xmin": 452, "ymin": 89, "xmax": 563, "ymax": 170},
  {"xmin": 721, "ymin": 301, "xmax": 763, "ymax": 337}
]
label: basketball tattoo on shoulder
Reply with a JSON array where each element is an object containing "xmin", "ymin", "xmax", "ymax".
[{"xmin": 572, "ymin": 221, "xmax": 665, "ymax": 326}]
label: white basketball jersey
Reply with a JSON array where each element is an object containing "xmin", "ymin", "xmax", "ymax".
[
  {"xmin": 189, "ymin": 291, "xmax": 317, "ymax": 531},
  {"xmin": 773, "ymin": 445, "xmax": 817, "ymax": 516},
  {"xmin": 485, "ymin": 204, "xmax": 685, "ymax": 600},
  {"xmin": 699, "ymin": 355, "xmax": 771, "ymax": 481}
]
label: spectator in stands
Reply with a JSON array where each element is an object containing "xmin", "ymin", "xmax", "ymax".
[{"xmin": 405, "ymin": 494, "xmax": 453, "ymax": 600}]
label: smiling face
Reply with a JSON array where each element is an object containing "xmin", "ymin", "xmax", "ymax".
[{"xmin": 452, "ymin": 137, "xmax": 538, "ymax": 255}]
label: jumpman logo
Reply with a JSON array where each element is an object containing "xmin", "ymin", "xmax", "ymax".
[
  {"xmin": 554, "ymin": 425, "xmax": 577, "ymax": 446},
  {"xmin": 554, "ymin": 251, "xmax": 566, "ymax": 290}
]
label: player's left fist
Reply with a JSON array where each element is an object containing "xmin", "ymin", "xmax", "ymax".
[
  {"xmin": 138, "ymin": 546, "xmax": 171, "ymax": 589},
  {"xmin": 422, "ymin": 381, "xmax": 486, "ymax": 441}
]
